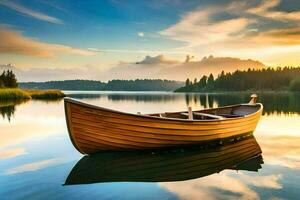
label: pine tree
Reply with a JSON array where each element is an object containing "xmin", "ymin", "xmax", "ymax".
[
  {"xmin": 0, "ymin": 71, "xmax": 4, "ymax": 88},
  {"xmin": 0, "ymin": 70, "xmax": 18, "ymax": 88},
  {"xmin": 207, "ymin": 74, "xmax": 214, "ymax": 86},
  {"xmin": 185, "ymin": 78, "xmax": 191, "ymax": 87},
  {"xmin": 199, "ymin": 75, "xmax": 207, "ymax": 88}
]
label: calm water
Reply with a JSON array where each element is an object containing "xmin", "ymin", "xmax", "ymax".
[{"xmin": 0, "ymin": 92, "xmax": 300, "ymax": 200}]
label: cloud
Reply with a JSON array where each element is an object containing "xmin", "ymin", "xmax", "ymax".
[
  {"xmin": 87, "ymin": 47, "xmax": 187, "ymax": 55},
  {"xmin": 104, "ymin": 55, "xmax": 265, "ymax": 81},
  {"xmin": 251, "ymin": 27, "xmax": 300, "ymax": 46},
  {"xmin": 138, "ymin": 32, "xmax": 144, "ymax": 37},
  {"xmin": 159, "ymin": 0, "xmax": 300, "ymax": 60},
  {"xmin": 161, "ymin": 10, "xmax": 251, "ymax": 46},
  {"xmin": 248, "ymin": 0, "xmax": 300, "ymax": 22},
  {"xmin": 0, "ymin": 27, "xmax": 96, "ymax": 57},
  {"xmin": 136, "ymin": 55, "xmax": 180, "ymax": 65},
  {"xmin": 0, "ymin": 0, "xmax": 63, "ymax": 24},
  {"xmin": 0, "ymin": 63, "xmax": 104, "ymax": 82},
  {"xmin": 160, "ymin": 2, "xmax": 253, "ymax": 48},
  {"xmin": 0, "ymin": 54, "xmax": 265, "ymax": 81}
]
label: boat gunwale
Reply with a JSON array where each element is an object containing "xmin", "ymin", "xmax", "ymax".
[{"xmin": 64, "ymin": 97, "xmax": 263, "ymax": 123}]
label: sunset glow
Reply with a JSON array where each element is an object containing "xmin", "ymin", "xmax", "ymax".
[{"xmin": 0, "ymin": 0, "xmax": 299, "ymax": 81}]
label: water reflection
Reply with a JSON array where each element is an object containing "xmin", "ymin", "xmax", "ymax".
[
  {"xmin": 184, "ymin": 93, "xmax": 300, "ymax": 114},
  {"xmin": 2, "ymin": 92, "xmax": 299, "ymax": 122},
  {"xmin": 66, "ymin": 92, "xmax": 300, "ymax": 115},
  {"xmin": 65, "ymin": 136, "xmax": 263, "ymax": 185},
  {"xmin": 0, "ymin": 91, "xmax": 299, "ymax": 199},
  {"xmin": 0, "ymin": 100, "xmax": 28, "ymax": 121}
]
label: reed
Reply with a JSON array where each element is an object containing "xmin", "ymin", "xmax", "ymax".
[
  {"xmin": 0, "ymin": 88, "xmax": 65, "ymax": 101},
  {"xmin": 0, "ymin": 88, "xmax": 31, "ymax": 101},
  {"xmin": 25, "ymin": 89, "xmax": 66, "ymax": 99}
]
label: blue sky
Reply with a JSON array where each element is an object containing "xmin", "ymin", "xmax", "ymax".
[
  {"xmin": 0, "ymin": 0, "xmax": 193, "ymax": 50},
  {"xmin": 0, "ymin": 0, "xmax": 300, "ymax": 81}
]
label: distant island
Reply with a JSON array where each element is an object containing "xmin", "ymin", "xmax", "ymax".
[
  {"xmin": 19, "ymin": 79, "xmax": 184, "ymax": 91},
  {"xmin": 175, "ymin": 67, "xmax": 300, "ymax": 92}
]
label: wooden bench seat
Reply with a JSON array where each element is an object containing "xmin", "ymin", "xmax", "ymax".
[{"xmin": 181, "ymin": 112, "xmax": 224, "ymax": 119}]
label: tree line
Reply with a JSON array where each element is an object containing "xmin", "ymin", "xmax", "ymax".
[
  {"xmin": 0, "ymin": 70, "xmax": 18, "ymax": 88},
  {"xmin": 176, "ymin": 67, "xmax": 300, "ymax": 92},
  {"xmin": 20, "ymin": 79, "xmax": 184, "ymax": 91}
]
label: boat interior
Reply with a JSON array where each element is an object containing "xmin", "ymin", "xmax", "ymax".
[{"xmin": 148, "ymin": 104, "xmax": 261, "ymax": 120}]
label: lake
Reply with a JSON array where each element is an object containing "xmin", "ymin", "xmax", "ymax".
[{"xmin": 0, "ymin": 92, "xmax": 299, "ymax": 200}]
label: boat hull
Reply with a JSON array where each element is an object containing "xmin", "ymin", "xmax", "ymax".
[{"xmin": 64, "ymin": 98, "xmax": 263, "ymax": 154}]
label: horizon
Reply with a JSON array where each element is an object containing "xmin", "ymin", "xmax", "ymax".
[
  {"xmin": 13, "ymin": 65, "xmax": 298, "ymax": 83},
  {"xmin": 1, "ymin": 0, "xmax": 300, "ymax": 81}
]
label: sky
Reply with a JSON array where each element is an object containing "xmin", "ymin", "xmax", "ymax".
[{"xmin": 0, "ymin": 0, "xmax": 300, "ymax": 81}]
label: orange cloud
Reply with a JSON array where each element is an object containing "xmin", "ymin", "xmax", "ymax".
[
  {"xmin": 0, "ymin": 27, "xmax": 96, "ymax": 57},
  {"xmin": 104, "ymin": 55, "xmax": 265, "ymax": 81},
  {"xmin": 160, "ymin": 0, "xmax": 300, "ymax": 65},
  {"xmin": 251, "ymin": 28, "xmax": 300, "ymax": 46},
  {"xmin": 248, "ymin": 0, "xmax": 300, "ymax": 22},
  {"xmin": 160, "ymin": 4, "xmax": 253, "ymax": 47},
  {"xmin": 136, "ymin": 55, "xmax": 180, "ymax": 65}
]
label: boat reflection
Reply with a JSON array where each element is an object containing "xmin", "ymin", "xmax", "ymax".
[{"xmin": 65, "ymin": 135, "xmax": 263, "ymax": 185}]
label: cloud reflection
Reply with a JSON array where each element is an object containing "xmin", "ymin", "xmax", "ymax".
[
  {"xmin": 5, "ymin": 158, "xmax": 59, "ymax": 175},
  {"xmin": 160, "ymin": 172, "xmax": 259, "ymax": 200},
  {"xmin": 0, "ymin": 148, "xmax": 26, "ymax": 160},
  {"xmin": 160, "ymin": 171, "xmax": 283, "ymax": 200}
]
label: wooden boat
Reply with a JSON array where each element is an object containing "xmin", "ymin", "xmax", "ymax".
[
  {"xmin": 64, "ymin": 94, "xmax": 263, "ymax": 154},
  {"xmin": 64, "ymin": 136, "xmax": 263, "ymax": 185}
]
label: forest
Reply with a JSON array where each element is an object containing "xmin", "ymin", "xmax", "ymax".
[
  {"xmin": 175, "ymin": 67, "xmax": 300, "ymax": 92},
  {"xmin": 20, "ymin": 79, "xmax": 184, "ymax": 91}
]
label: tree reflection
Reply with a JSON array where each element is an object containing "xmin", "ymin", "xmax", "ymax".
[
  {"xmin": 184, "ymin": 93, "xmax": 300, "ymax": 115},
  {"xmin": 0, "ymin": 100, "xmax": 28, "ymax": 121}
]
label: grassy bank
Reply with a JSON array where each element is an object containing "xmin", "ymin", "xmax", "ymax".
[
  {"xmin": 25, "ymin": 89, "xmax": 65, "ymax": 100},
  {"xmin": 0, "ymin": 88, "xmax": 65, "ymax": 101}
]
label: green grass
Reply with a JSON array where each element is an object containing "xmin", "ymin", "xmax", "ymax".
[
  {"xmin": 25, "ymin": 89, "xmax": 65, "ymax": 99},
  {"xmin": 0, "ymin": 88, "xmax": 31, "ymax": 101},
  {"xmin": 0, "ymin": 88, "xmax": 65, "ymax": 101}
]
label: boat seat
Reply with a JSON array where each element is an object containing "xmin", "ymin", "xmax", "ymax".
[
  {"xmin": 193, "ymin": 112, "xmax": 224, "ymax": 119},
  {"xmin": 180, "ymin": 112, "xmax": 189, "ymax": 117},
  {"xmin": 218, "ymin": 113, "xmax": 243, "ymax": 118},
  {"xmin": 181, "ymin": 112, "xmax": 224, "ymax": 119}
]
